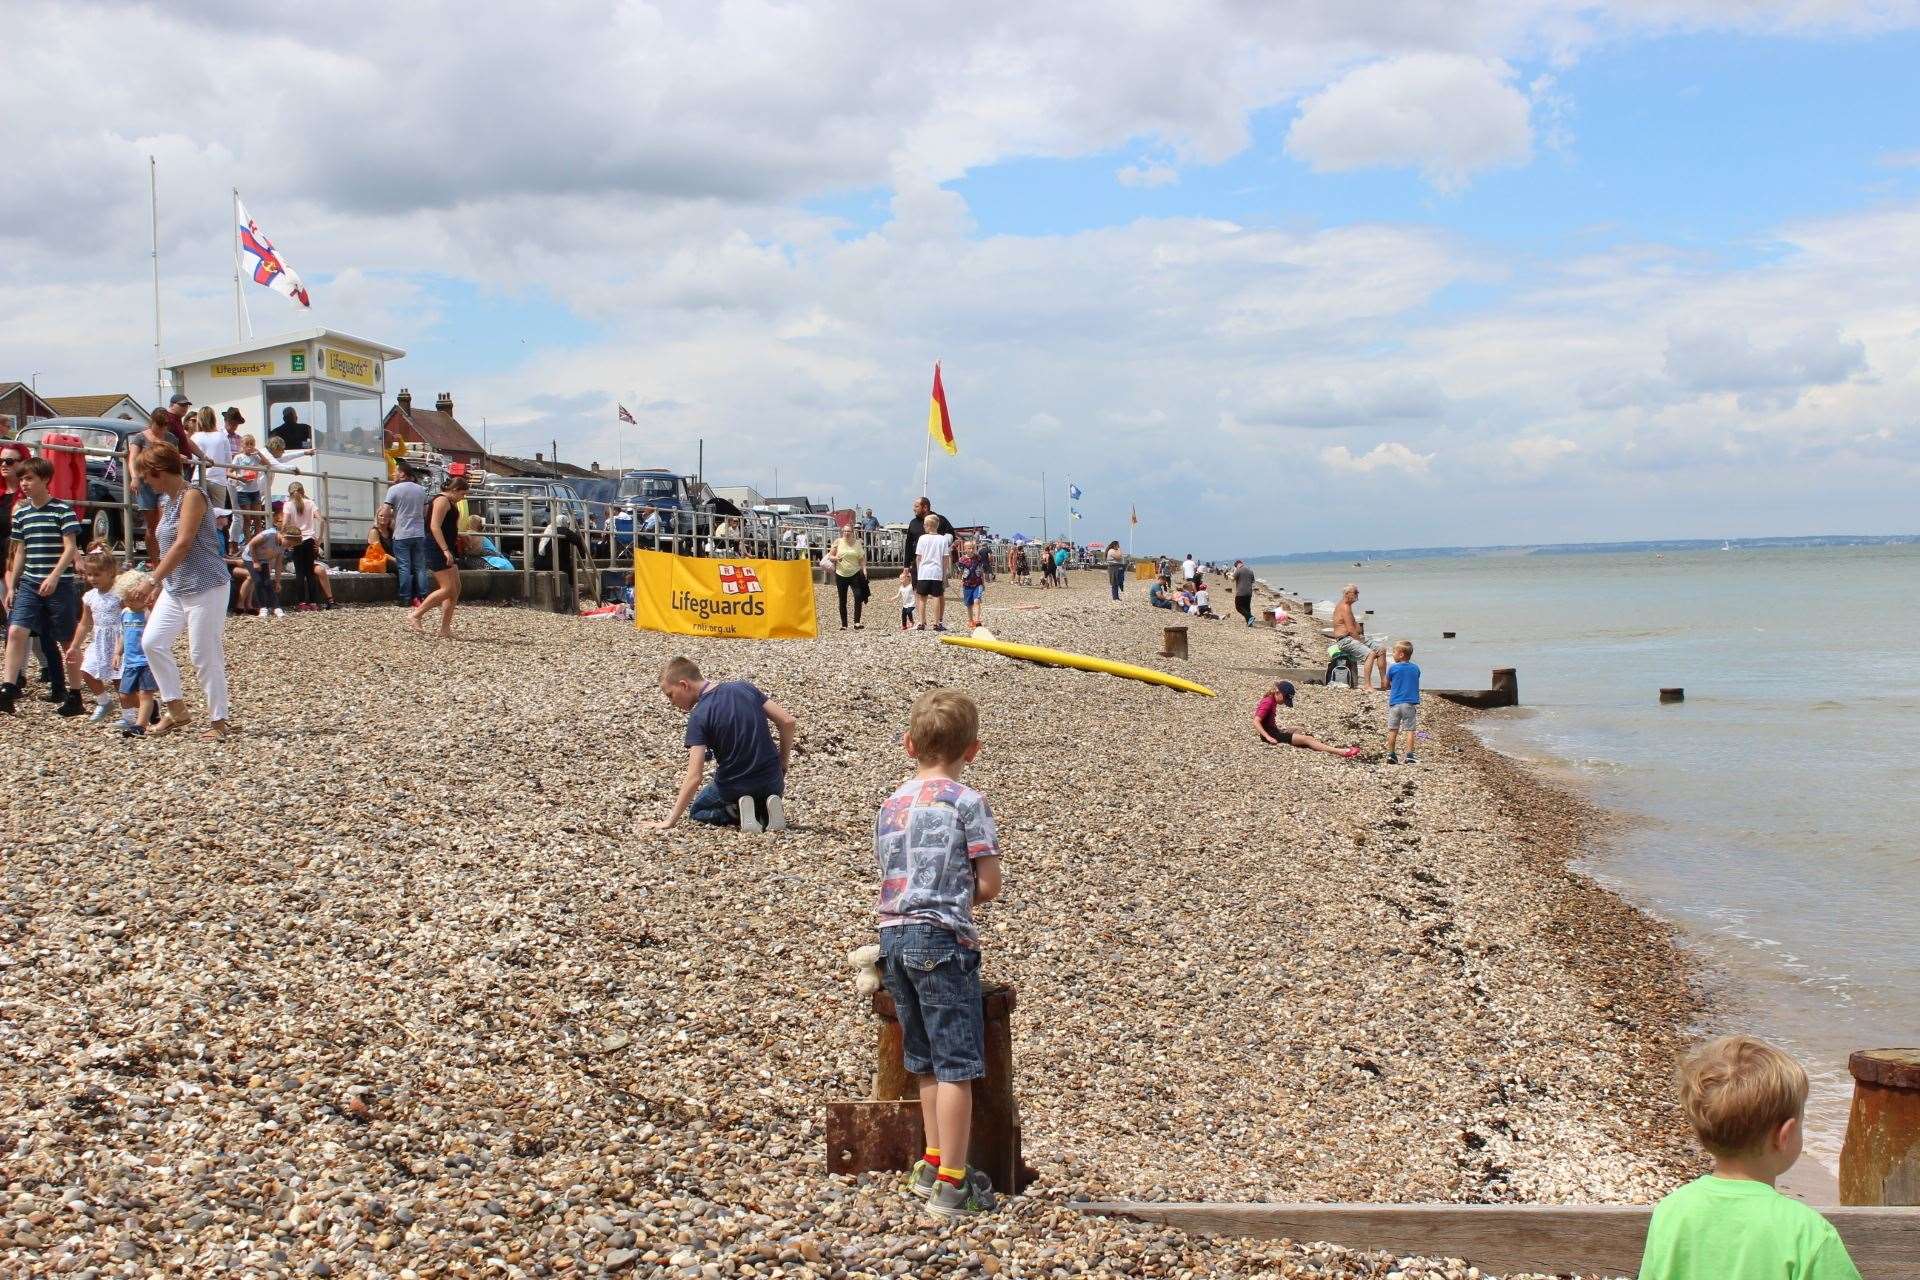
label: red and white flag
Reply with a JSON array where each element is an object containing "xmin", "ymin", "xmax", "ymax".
[
  {"xmin": 236, "ymin": 196, "xmax": 310, "ymax": 309},
  {"xmin": 618, "ymin": 404, "xmax": 636, "ymax": 424}
]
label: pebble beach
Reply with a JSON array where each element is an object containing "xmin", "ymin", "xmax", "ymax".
[{"xmin": 0, "ymin": 576, "xmax": 1707, "ymax": 1278}]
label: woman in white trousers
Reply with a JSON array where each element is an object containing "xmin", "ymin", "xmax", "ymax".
[{"xmin": 135, "ymin": 441, "xmax": 233, "ymax": 738}]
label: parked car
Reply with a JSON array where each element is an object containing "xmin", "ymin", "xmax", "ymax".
[
  {"xmin": 478, "ymin": 477, "xmax": 592, "ymax": 561},
  {"xmin": 11, "ymin": 417, "xmax": 142, "ymax": 551}
]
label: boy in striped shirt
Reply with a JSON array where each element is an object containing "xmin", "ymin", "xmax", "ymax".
[{"xmin": 0, "ymin": 458, "xmax": 84, "ymax": 715}]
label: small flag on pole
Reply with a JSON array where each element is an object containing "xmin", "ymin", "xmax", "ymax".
[
  {"xmin": 1130, "ymin": 503, "xmax": 1138, "ymax": 526},
  {"xmin": 1068, "ymin": 482, "xmax": 1083, "ymax": 500},
  {"xmin": 1070, "ymin": 506, "xmax": 1082, "ymax": 521},
  {"xmin": 618, "ymin": 404, "xmax": 636, "ymax": 424},
  {"xmin": 236, "ymin": 197, "xmax": 310, "ymax": 308},
  {"xmin": 928, "ymin": 363, "xmax": 956, "ymax": 456}
]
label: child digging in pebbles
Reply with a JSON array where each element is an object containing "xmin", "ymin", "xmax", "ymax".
[
  {"xmin": 877, "ymin": 689, "xmax": 1004, "ymax": 1219},
  {"xmin": 651, "ymin": 656, "xmax": 796, "ymax": 832}
]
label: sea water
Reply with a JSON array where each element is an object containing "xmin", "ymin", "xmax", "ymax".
[{"xmin": 1250, "ymin": 545, "xmax": 1920, "ymax": 1170}]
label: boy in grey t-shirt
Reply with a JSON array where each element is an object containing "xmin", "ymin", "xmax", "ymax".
[{"xmin": 874, "ymin": 688, "xmax": 1003, "ymax": 1219}]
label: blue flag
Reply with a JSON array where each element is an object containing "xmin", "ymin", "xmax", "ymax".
[{"xmin": 1068, "ymin": 483, "xmax": 1083, "ymax": 500}]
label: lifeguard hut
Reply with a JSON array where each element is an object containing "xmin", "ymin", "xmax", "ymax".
[{"xmin": 164, "ymin": 327, "xmax": 405, "ymax": 547}]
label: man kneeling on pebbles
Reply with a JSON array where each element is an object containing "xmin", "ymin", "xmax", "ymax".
[{"xmin": 652, "ymin": 657, "xmax": 797, "ymax": 832}]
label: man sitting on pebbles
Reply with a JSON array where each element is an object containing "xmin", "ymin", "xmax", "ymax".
[
  {"xmin": 1331, "ymin": 583, "xmax": 1387, "ymax": 691},
  {"xmin": 651, "ymin": 657, "xmax": 797, "ymax": 833}
]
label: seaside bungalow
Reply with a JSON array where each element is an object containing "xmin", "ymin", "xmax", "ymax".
[
  {"xmin": 0, "ymin": 382, "xmax": 58, "ymax": 435},
  {"xmin": 383, "ymin": 389, "xmax": 484, "ymax": 469},
  {"xmin": 44, "ymin": 393, "xmax": 148, "ymax": 422}
]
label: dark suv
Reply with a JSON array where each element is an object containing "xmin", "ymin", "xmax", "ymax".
[
  {"xmin": 480, "ymin": 478, "xmax": 591, "ymax": 561},
  {"xmin": 11, "ymin": 417, "xmax": 144, "ymax": 550}
]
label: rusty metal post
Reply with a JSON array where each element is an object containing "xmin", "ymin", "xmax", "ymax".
[
  {"xmin": 1162, "ymin": 626, "xmax": 1189, "ymax": 659},
  {"xmin": 1840, "ymin": 1048, "xmax": 1920, "ymax": 1205}
]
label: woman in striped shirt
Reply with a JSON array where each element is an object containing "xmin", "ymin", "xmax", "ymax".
[{"xmin": 134, "ymin": 441, "xmax": 232, "ymax": 738}]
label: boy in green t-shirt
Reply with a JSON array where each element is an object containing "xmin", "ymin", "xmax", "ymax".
[{"xmin": 1638, "ymin": 1035, "xmax": 1860, "ymax": 1280}]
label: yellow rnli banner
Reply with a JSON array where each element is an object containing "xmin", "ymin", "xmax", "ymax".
[{"xmin": 632, "ymin": 548, "xmax": 818, "ymax": 639}]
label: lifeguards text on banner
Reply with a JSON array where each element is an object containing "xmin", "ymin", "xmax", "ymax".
[{"xmin": 632, "ymin": 548, "xmax": 818, "ymax": 639}]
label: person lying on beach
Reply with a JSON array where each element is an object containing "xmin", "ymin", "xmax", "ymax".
[
  {"xmin": 1254, "ymin": 681, "xmax": 1362, "ymax": 758},
  {"xmin": 652, "ymin": 656, "xmax": 796, "ymax": 833},
  {"xmin": 1331, "ymin": 583, "xmax": 1387, "ymax": 691}
]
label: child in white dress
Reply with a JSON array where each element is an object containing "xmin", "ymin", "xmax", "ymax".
[{"xmin": 62, "ymin": 549, "xmax": 123, "ymax": 724}]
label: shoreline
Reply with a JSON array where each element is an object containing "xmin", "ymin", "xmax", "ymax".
[{"xmin": 0, "ymin": 577, "xmax": 1715, "ymax": 1276}]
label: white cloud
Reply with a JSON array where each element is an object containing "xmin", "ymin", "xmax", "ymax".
[
  {"xmin": 1116, "ymin": 162, "xmax": 1180, "ymax": 188},
  {"xmin": 1284, "ymin": 54, "xmax": 1535, "ymax": 192},
  {"xmin": 1319, "ymin": 442, "xmax": 1436, "ymax": 475},
  {"xmin": 1663, "ymin": 324, "xmax": 1868, "ymax": 410},
  {"xmin": 1507, "ymin": 435, "xmax": 1580, "ymax": 471},
  {"xmin": 1876, "ymin": 149, "xmax": 1920, "ymax": 168}
]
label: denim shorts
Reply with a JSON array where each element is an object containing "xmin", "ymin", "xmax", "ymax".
[
  {"xmin": 879, "ymin": 923, "xmax": 985, "ymax": 1083},
  {"xmin": 8, "ymin": 577, "xmax": 77, "ymax": 641},
  {"xmin": 134, "ymin": 482, "xmax": 160, "ymax": 512},
  {"xmin": 962, "ymin": 586, "xmax": 983, "ymax": 607},
  {"xmin": 119, "ymin": 665, "xmax": 158, "ymax": 696}
]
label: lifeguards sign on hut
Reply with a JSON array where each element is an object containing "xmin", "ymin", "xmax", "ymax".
[{"xmin": 632, "ymin": 548, "xmax": 817, "ymax": 639}]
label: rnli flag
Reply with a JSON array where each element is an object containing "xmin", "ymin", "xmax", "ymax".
[
  {"xmin": 928, "ymin": 363, "xmax": 956, "ymax": 456},
  {"xmin": 236, "ymin": 197, "xmax": 310, "ymax": 309}
]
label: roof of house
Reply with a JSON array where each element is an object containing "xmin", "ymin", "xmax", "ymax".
[
  {"xmin": 385, "ymin": 402, "xmax": 484, "ymax": 457},
  {"xmin": 0, "ymin": 383, "xmax": 58, "ymax": 416},
  {"xmin": 44, "ymin": 393, "xmax": 144, "ymax": 419},
  {"xmin": 483, "ymin": 454, "xmax": 559, "ymax": 478}
]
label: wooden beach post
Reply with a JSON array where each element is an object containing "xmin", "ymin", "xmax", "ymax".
[
  {"xmin": 824, "ymin": 984, "xmax": 1035, "ymax": 1193},
  {"xmin": 1841, "ymin": 1049, "xmax": 1920, "ymax": 1206},
  {"xmin": 1162, "ymin": 625, "xmax": 1189, "ymax": 660},
  {"xmin": 1660, "ymin": 687, "xmax": 1685, "ymax": 703}
]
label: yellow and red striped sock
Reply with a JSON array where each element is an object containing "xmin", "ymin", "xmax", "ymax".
[
  {"xmin": 923, "ymin": 1147, "xmax": 941, "ymax": 1167},
  {"xmin": 936, "ymin": 1164, "xmax": 966, "ymax": 1187}
]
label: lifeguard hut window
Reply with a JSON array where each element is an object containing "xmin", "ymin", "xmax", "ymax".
[{"xmin": 263, "ymin": 382, "xmax": 381, "ymax": 456}]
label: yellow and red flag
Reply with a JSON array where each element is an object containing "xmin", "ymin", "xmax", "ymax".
[{"xmin": 928, "ymin": 362, "xmax": 956, "ymax": 456}]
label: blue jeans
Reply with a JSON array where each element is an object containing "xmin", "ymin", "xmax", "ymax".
[
  {"xmin": 394, "ymin": 536, "xmax": 431, "ymax": 601},
  {"xmin": 879, "ymin": 923, "xmax": 985, "ymax": 1082},
  {"xmin": 688, "ymin": 780, "xmax": 739, "ymax": 826}
]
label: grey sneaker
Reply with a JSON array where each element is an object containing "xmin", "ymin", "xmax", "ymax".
[
  {"xmin": 925, "ymin": 1168, "xmax": 996, "ymax": 1220},
  {"xmin": 762, "ymin": 795, "xmax": 786, "ymax": 832},
  {"xmin": 89, "ymin": 699, "xmax": 115, "ymax": 725},
  {"xmin": 904, "ymin": 1159, "xmax": 938, "ymax": 1201}
]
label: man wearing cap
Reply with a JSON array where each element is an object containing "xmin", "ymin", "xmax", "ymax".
[
  {"xmin": 162, "ymin": 395, "xmax": 206, "ymax": 460},
  {"xmin": 193, "ymin": 408, "xmax": 241, "ymax": 511}
]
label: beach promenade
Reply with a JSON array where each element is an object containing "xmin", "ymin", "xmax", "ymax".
[{"xmin": 0, "ymin": 579, "xmax": 1703, "ymax": 1277}]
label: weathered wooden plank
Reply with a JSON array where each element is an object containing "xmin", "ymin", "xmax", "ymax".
[{"xmin": 1072, "ymin": 1201, "xmax": 1920, "ymax": 1277}]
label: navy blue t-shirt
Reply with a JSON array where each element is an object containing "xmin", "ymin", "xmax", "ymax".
[
  {"xmin": 1387, "ymin": 660, "xmax": 1421, "ymax": 706},
  {"xmin": 686, "ymin": 680, "xmax": 783, "ymax": 800}
]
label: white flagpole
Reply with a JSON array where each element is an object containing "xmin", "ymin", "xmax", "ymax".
[
  {"xmin": 150, "ymin": 156, "xmax": 166, "ymax": 407},
  {"xmin": 232, "ymin": 189, "xmax": 253, "ymax": 342}
]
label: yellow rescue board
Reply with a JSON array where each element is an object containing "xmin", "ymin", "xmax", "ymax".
[{"xmin": 939, "ymin": 634, "xmax": 1215, "ymax": 697}]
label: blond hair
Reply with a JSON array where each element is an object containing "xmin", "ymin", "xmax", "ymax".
[
  {"xmin": 661, "ymin": 656, "xmax": 702, "ymax": 685},
  {"xmin": 908, "ymin": 688, "xmax": 979, "ymax": 763},
  {"xmin": 112, "ymin": 569, "xmax": 154, "ymax": 600},
  {"xmin": 1678, "ymin": 1035, "xmax": 1808, "ymax": 1156},
  {"xmin": 1393, "ymin": 639, "xmax": 1413, "ymax": 658}
]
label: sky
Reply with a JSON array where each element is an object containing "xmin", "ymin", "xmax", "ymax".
[{"xmin": 4, "ymin": 0, "xmax": 1919, "ymax": 557}]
